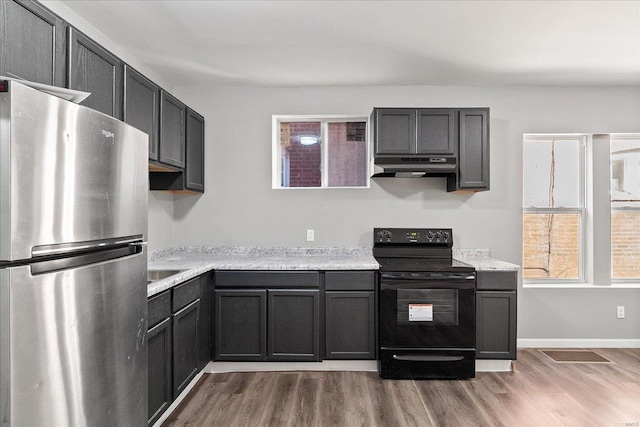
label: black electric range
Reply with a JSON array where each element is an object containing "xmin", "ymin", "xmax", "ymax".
[{"xmin": 373, "ymin": 227, "xmax": 477, "ymax": 380}]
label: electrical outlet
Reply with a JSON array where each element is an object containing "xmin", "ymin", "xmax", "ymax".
[
  {"xmin": 306, "ymin": 229, "xmax": 314, "ymax": 242},
  {"xmin": 617, "ymin": 306, "xmax": 625, "ymax": 319}
]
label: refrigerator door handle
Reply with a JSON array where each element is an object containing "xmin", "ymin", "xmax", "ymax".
[{"xmin": 31, "ymin": 235, "xmax": 145, "ymax": 258}]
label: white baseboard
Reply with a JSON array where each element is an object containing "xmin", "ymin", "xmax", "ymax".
[
  {"xmin": 475, "ymin": 360, "xmax": 513, "ymax": 372},
  {"xmin": 517, "ymin": 338, "xmax": 640, "ymax": 348},
  {"xmin": 206, "ymin": 360, "xmax": 378, "ymax": 373}
]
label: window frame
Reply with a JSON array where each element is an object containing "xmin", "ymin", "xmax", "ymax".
[
  {"xmin": 272, "ymin": 115, "xmax": 370, "ymax": 189},
  {"xmin": 610, "ymin": 133, "xmax": 640, "ymax": 283},
  {"xmin": 522, "ymin": 134, "xmax": 587, "ymax": 284}
]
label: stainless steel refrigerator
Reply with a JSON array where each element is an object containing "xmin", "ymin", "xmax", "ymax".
[{"xmin": 0, "ymin": 80, "xmax": 148, "ymax": 426}]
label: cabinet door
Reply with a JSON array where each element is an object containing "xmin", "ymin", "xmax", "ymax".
[
  {"xmin": 198, "ymin": 273, "xmax": 213, "ymax": 370},
  {"xmin": 172, "ymin": 299, "xmax": 200, "ymax": 399},
  {"xmin": 215, "ymin": 290, "xmax": 267, "ymax": 361},
  {"xmin": 458, "ymin": 108, "xmax": 489, "ymax": 190},
  {"xmin": 148, "ymin": 317, "xmax": 172, "ymax": 426},
  {"xmin": 185, "ymin": 108, "xmax": 205, "ymax": 192},
  {"xmin": 416, "ymin": 109, "xmax": 456, "ymax": 155},
  {"xmin": 375, "ymin": 108, "xmax": 416, "ymax": 155},
  {"xmin": 0, "ymin": 0, "xmax": 66, "ymax": 86},
  {"xmin": 159, "ymin": 90, "xmax": 186, "ymax": 168},
  {"xmin": 325, "ymin": 291, "xmax": 375, "ymax": 359},
  {"xmin": 67, "ymin": 27, "xmax": 123, "ymax": 118},
  {"xmin": 476, "ymin": 291, "xmax": 516, "ymax": 359},
  {"xmin": 268, "ymin": 290, "xmax": 320, "ymax": 361},
  {"xmin": 124, "ymin": 65, "xmax": 159, "ymax": 161}
]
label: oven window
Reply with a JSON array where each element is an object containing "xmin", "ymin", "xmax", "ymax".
[{"xmin": 397, "ymin": 289, "xmax": 458, "ymax": 325}]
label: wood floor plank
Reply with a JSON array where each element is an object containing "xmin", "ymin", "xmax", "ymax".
[{"xmin": 162, "ymin": 349, "xmax": 640, "ymax": 427}]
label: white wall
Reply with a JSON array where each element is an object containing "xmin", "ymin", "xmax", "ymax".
[{"xmin": 172, "ymin": 84, "xmax": 640, "ymax": 342}]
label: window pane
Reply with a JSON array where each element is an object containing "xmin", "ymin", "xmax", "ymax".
[
  {"xmin": 610, "ymin": 138, "xmax": 640, "ymax": 208},
  {"xmin": 280, "ymin": 122, "xmax": 321, "ymax": 187},
  {"xmin": 523, "ymin": 139, "xmax": 581, "ymax": 208},
  {"xmin": 611, "ymin": 211, "xmax": 640, "ymax": 279},
  {"xmin": 327, "ymin": 122, "xmax": 367, "ymax": 187},
  {"xmin": 523, "ymin": 213, "xmax": 581, "ymax": 279}
]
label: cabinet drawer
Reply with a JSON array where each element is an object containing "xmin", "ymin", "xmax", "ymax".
[
  {"xmin": 325, "ymin": 271, "xmax": 375, "ymax": 291},
  {"xmin": 148, "ymin": 290, "xmax": 171, "ymax": 329},
  {"xmin": 173, "ymin": 277, "xmax": 201, "ymax": 312},
  {"xmin": 477, "ymin": 270, "xmax": 517, "ymax": 291},
  {"xmin": 215, "ymin": 271, "xmax": 319, "ymax": 288}
]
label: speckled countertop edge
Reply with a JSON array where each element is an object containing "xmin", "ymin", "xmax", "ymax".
[{"xmin": 147, "ymin": 246, "xmax": 521, "ymax": 297}]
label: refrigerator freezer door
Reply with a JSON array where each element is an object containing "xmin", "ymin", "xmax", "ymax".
[
  {"xmin": 0, "ymin": 81, "xmax": 148, "ymax": 262},
  {"xmin": 0, "ymin": 247, "xmax": 147, "ymax": 426}
]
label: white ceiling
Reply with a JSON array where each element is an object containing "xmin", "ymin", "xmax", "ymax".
[{"xmin": 58, "ymin": 0, "xmax": 640, "ymax": 87}]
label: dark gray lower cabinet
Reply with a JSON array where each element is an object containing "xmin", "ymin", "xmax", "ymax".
[
  {"xmin": 198, "ymin": 273, "xmax": 213, "ymax": 370},
  {"xmin": 147, "ymin": 290, "xmax": 172, "ymax": 426},
  {"xmin": 215, "ymin": 290, "xmax": 267, "ymax": 361},
  {"xmin": 268, "ymin": 290, "xmax": 320, "ymax": 361},
  {"xmin": 147, "ymin": 317, "xmax": 172, "ymax": 426},
  {"xmin": 324, "ymin": 271, "xmax": 376, "ymax": 360},
  {"xmin": 476, "ymin": 291, "xmax": 517, "ymax": 359},
  {"xmin": 325, "ymin": 291, "xmax": 375, "ymax": 359},
  {"xmin": 172, "ymin": 298, "xmax": 200, "ymax": 399}
]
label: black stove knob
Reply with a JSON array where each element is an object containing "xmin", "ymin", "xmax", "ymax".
[
  {"xmin": 377, "ymin": 229, "xmax": 392, "ymax": 240},
  {"xmin": 436, "ymin": 231, "xmax": 442, "ymax": 239},
  {"xmin": 443, "ymin": 231, "xmax": 450, "ymax": 239},
  {"xmin": 426, "ymin": 231, "xmax": 435, "ymax": 239}
]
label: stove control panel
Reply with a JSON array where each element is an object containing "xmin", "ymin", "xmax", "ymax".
[{"xmin": 374, "ymin": 228, "xmax": 453, "ymax": 246}]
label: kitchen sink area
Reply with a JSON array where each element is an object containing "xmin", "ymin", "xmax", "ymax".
[{"xmin": 147, "ymin": 269, "xmax": 187, "ymax": 284}]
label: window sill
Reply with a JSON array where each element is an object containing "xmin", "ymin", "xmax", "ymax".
[{"xmin": 523, "ymin": 283, "xmax": 640, "ymax": 289}]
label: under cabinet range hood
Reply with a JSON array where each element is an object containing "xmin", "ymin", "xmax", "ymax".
[{"xmin": 372, "ymin": 156, "xmax": 457, "ymax": 178}]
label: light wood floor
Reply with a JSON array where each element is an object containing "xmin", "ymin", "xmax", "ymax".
[{"xmin": 162, "ymin": 348, "xmax": 640, "ymax": 427}]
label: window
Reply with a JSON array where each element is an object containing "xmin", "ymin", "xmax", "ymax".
[
  {"xmin": 272, "ymin": 116, "xmax": 369, "ymax": 188},
  {"xmin": 610, "ymin": 135, "xmax": 640, "ymax": 281},
  {"xmin": 522, "ymin": 136, "xmax": 585, "ymax": 281}
]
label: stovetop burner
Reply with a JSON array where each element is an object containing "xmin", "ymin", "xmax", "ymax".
[
  {"xmin": 375, "ymin": 257, "xmax": 475, "ymax": 273},
  {"xmin": 373, "ymin": 227, "xmax": 474, "ymax": 273}
]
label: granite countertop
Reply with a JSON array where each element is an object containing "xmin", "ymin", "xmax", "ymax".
[
  {"xmin": 147, "ymin": 246, "xmax": 379, "ymax": 297},
  {"xmin": 453, "ymin": 249, "xmax": 521, "ymax": 271},
  {"xmin": 147, "ymin": 246, "xmax": 521, "ymax": 297}
]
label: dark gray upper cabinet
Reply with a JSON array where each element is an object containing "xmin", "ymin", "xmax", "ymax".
[
  {"xmin": 123, "ymin": 65, "xmax": 159, "ymax": 161},
  {"xmin": 268, "ymin": 290, "xmax": 320, "ymax": 361},
  {"xmin": 456, "ymin": 108, "xmax": 490, "ymax": 190},
  {"xmin": 159, "ymin": 90, "xmax": 186, "ymax": 169},
  {"xmin": 417, "ymin": 109, "xmax": 457, "ymax": 155},
  {"xmin": 375, "ymin": 108, "xmax": 416, "ymax": 154},
  {"xmin": 185, "ymin": 108, "xmax": 205, "ymax": 192},
  {"xmin": 67, "ymin": 27, "xmax": 123, "ymax": 118},
  {"xmin": 0, "ymin": 0, "xmax": 66, "ymax": 86},
  {"xmin": 476, "ymin": 271, "xmax": 517, "ymax": 360},
  {"xmin": 374, "ymin": 108, "xmax": 457, "ymax": 156}
]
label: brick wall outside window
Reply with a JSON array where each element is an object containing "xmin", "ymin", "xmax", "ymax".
[
  {"xmin": 327, "ymin": 123, "xmax": 366, "ymax": 187},
  {"xmin": 286, "ymin": 122, "xmax": 321, "ymax": 187},
  {"xmin": 611, "ymin": 211, "xmax": 640, "ymax": 278},
  {"xmin": 523, "ymin": 213, "xmax": 580, "ymax": 279}
]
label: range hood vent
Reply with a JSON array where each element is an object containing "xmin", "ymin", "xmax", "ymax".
[{"xmin": 372, "ymin": 156, "xmax": 457, "ymax": 178}]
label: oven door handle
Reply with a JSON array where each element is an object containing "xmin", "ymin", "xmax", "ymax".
[
  {"xmin": 381, "ymin": 272, "xmax": 475, "ymax": 281},
  {"xmin": 392, "ymin": 354, "xmax": 465, "ymax": 362}
]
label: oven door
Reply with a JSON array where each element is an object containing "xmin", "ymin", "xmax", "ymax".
[{"xmin": 379, "ymin": 271, "xmax": 476, "ymax": 349}]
